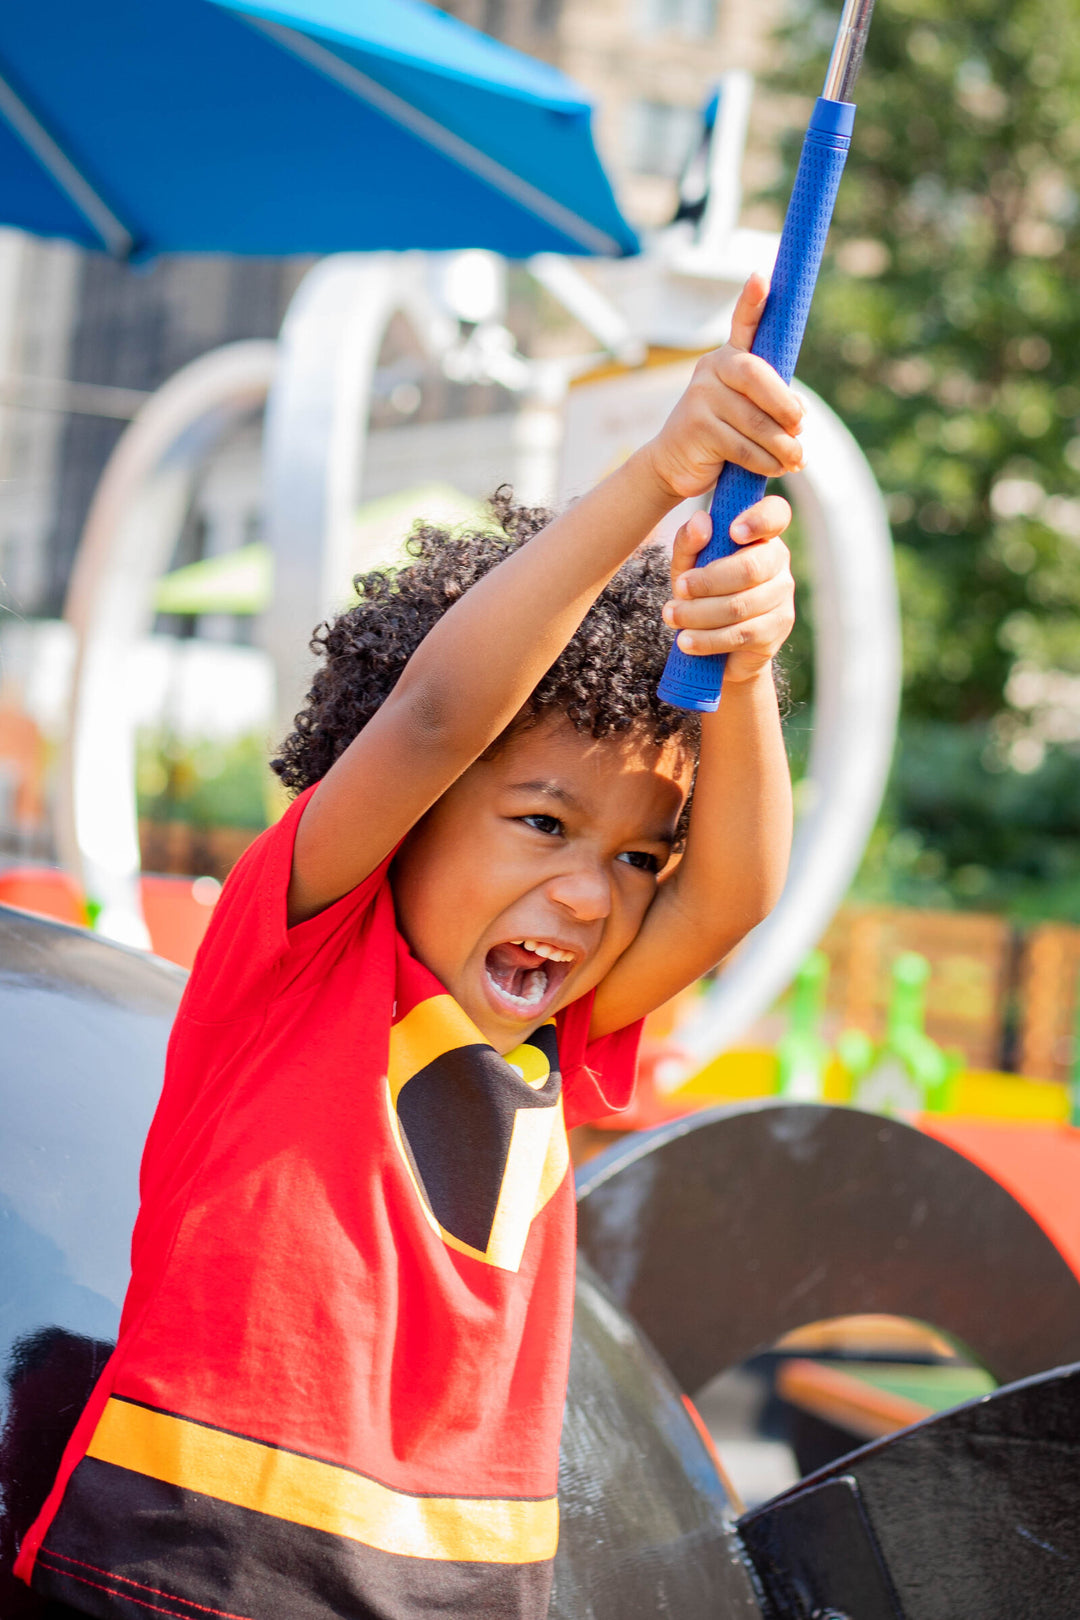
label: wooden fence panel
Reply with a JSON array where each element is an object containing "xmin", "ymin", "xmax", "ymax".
[
  {"xmin": 139, "ymin": 820, "xmax": 262, "ymax": 883},
  {"xmin": 817, "ymin": 906, "xmax": 1014, "ymax": 1071},
  {"xmin": 1017, "ymin": 924, "xmax": 1080, "ymax": 1082}
]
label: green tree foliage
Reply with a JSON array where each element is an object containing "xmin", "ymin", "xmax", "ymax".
[
  {"xmin": 774, "ymin": 0, "xmax": 1080, "ymax": 911},
  {"xmin": 136, "ymin": 730, "xmax": 270, "ymax": 830}
]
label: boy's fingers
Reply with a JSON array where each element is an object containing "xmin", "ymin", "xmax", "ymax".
[
  {"xmin": 666, "ymin": 575, "xmax": 790, "ymax": 632},
  {"xmin": 670, "ymin": 508, "xmax": 712, "ymax": 578},
  {"xmin": 689, "ymin": 364, "xmax": 802, "ymax": 463},
  {"xmin": 711, "ymin": 419, "xmax": 793, "ymax": 480},
  {"xmin": 714, "ymin": 350, "xmax": 804, "ymax": 436},
  {"xmin": 729, "ymin": 495, "xmax": 792, "ymax": 544},
  {"xmin": 675, "ymin": 535, "xmax": 791, "ymax": 599},
  {"xmin": 728, "ymin": 273, "xmax": 770, "ymax": 353},
  {"xmin": 675, "ymin": 605, "xmax": 793, "ymax": 657}
]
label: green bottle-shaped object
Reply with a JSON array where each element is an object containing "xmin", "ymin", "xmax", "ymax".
[
  {"xmin": 852, "ymin": 952, "xmax": 957, "ymax": 1116},
  {"xmin": 777, "ymin": 951, "xmax": 830, "ymax": 1101}
]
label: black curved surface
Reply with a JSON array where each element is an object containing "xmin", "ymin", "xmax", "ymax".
[
  {"xmin": 553, "ymin": 1261, "xmax": 760, "ymax": 1619},
  {"xmin": 0, "ymin": 905, "xmax": 182, "ymax": 1351},
  {"xmin": 0, "ymin": 905, "xmax": 183, "ymax": 1618},
  {"xmin": 740, "ymin": 1359, "xmax": 1080, "ymax": 1620},
  {"xmin": 576, "ymin": 1101, "xmax": 1080, "ymax": 1393}
]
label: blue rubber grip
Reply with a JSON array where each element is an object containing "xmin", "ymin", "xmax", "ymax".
[{"xmin": 657, "ymin": 98, "xmax": 856, "ymax": 712}]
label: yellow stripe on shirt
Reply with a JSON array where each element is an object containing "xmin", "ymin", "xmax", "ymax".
[{"xmin": 87, "ymin": 1398, "xmax": 558, "ymax": 1565}]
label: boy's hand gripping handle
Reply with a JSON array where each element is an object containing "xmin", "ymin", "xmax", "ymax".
[{"xmin": 657, "ymin": 97, "xmax": 857, "ymax": 713}]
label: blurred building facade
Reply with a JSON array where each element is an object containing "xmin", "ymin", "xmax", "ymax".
[
  {"xmin": 0, "ymin": 233, "xmax": 307, "ymax": 622},
  {"xmin": 0, "ymin": 233, "xmax": 80, "ymax": 619}
]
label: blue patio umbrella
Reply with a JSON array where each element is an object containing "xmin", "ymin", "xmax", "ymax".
[{"xmin": 0, "ymin": 0, "xmax": 637, "ymax": 259}]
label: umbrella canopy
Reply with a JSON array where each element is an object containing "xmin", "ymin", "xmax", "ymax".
[{"xmin": 0, "ymin": 0, "xmax": 637, "ymax": 259}]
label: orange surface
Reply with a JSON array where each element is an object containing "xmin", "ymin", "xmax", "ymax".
[
  {"xmin": 0, "ymin": 866, "xmax": 88, "ymax": 926},
  {"xmin": 920, "ymin": 1116, "xmax": 1080, "ymax": 1281},
  {"xmin": 0, "ymin": 865, "xmax": 219, "ymax": 969},
  {"xmin": 778, "ymin": 1316, "xmax": 958, "ymax": 1359},
  {"xmin": 0, "ymin": 704, "xmax": 46, "ymax": 828},
  {"xmin": 776, "ymin": 1358, "xmax": 931, "ymax": 1441},
  {"xmin": 139, "ymin": 874, "xmax": 219, "ymax": 968}
]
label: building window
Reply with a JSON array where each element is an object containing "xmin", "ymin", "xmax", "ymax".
[
  {"xmin": 625, "ymin": 100, "xmax": 702, "ymax": 179},
  {"xmin": 634, "ymin": 0, "xmax": 718, "ymax": 40}
]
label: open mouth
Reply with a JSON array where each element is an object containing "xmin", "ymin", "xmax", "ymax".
[{"xmin": 483, "ymin": 938, "xmax": 576, "ymax": 1017}]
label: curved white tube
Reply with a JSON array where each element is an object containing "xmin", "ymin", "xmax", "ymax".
[
  {"xmin": 262, "ymin": 253, "xmax": 454, "ymax": 738},
  {"xmin": 670, "ymin": 381, "xmax": 901, "ymax": 1071},
  {"xmin": 59, "ymin": 342, "xmax": 278, "ymax": 946}
]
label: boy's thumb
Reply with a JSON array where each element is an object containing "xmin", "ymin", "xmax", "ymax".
[{"xmin": 729, "ymin": 273, "xmax": 770, "ymax": 352}]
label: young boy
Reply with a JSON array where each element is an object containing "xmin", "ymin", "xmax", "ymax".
[{"xmin": 17, "ymin": 277, "xmax": 801, "ymax": 1620}]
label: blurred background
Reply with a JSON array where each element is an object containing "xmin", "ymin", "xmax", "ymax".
[{"xmin": 1, "ymin": 0, "xmax": 1079, "ymax": 1082}]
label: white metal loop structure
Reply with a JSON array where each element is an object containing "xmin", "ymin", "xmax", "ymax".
[
  {"xmin": 672, "ymin": 381, "xmax": 901, "ymax": 1071},
  {"xmin": 58, "ymin": 341, "xmax": 278, "ymax": 946},
  {"xmin": 56, "ymin": 255, "xmax": 471, "ymax": 949},
  {"xmin": 262, "ymin": 253, "xmax": 447, "ymax": 739}
]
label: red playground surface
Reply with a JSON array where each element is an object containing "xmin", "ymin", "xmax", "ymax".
[{"xmin": 920, "ymin": 1116, "xmax": 1080, "ymax": 1282}]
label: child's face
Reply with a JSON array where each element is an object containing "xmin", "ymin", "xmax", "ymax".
[{"xmin": 391, "ymin": 716, "xmax": 692, "ymax": 1054}]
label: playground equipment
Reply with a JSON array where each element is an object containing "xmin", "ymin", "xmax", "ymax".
[
  {"xmin": 0, "ymin": 864, "xmax": 220, "ymax": 967},
  {"xmin": 776, "ymin": 951, "xmax": 831, "ymax": 1101},
  {"xmin": 647, "ymin": 937, "xmax": 1070, "ymax": 1129},
  {"xmin": 844, "ymin": 952, "xmax": 961, "ymax": 1116},
  {"xmin": 54, "ymin": 252, "xmax": 900, "ymax": 1046},
  {"xmin": 0, "ymin": 865, "xmax": 87, "ymax": 927},
  {"xmin": 5, "ymin": 902, "xmax": 1080, "ymax": 1618},
  {"xmin": 57, "ymin": 340, "xmax": 278, "ymax": 949}
]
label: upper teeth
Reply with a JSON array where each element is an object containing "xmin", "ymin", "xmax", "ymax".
[{"xmin": 513, "ymin": 938, "xmax": 574, "ymax": 963}]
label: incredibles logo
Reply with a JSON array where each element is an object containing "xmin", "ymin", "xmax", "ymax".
[{"xmin": 386, "ymin": 996, "xmax": 569, "ymax": 1272}]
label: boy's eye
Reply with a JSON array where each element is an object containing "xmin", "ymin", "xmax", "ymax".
[
  {"xmin": 617, "ymin": 850, "xmax": 662, "ymax": 874},
  {"xmin": 521, "ymin": 813, "xmax": 563, "ymax": 837}
]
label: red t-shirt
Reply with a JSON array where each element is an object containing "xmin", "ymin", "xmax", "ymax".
[{"xmin": 18, "ymin": 786, "xmax": 641, "ymax": 1620}]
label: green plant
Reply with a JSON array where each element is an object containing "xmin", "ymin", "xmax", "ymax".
[{"xmin": 136, "ymin": 730, "xmax": 271, "ymax": 830}]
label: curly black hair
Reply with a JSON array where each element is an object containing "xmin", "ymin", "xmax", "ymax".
[{"xmin": 271, "ymin": 487, "xmax": 703, "ymax": 801}]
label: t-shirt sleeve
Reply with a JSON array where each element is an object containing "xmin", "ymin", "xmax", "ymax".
[
  {"xmin": 557, "ymin": 990, "xmax": 644, "ymax": 1130},
  {"xmin": 180, "ymin": 784, "xmax": 396, "ymax": 1024}
]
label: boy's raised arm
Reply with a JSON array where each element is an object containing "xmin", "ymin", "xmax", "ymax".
[
  {"xmin": 289, "ymin": 276, "xmax": 803, "ymax": 926},
  {"xmin": 588, "ymin": 494, "xmax": 796, "ymax": 1039},
  {"xmin": 579, "ymin": 287, "xmax": 804, "ymax": 1037}
]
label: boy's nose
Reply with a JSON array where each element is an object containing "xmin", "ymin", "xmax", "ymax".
[{"xmin": 546, "ymin": 863, "xmax": 612, "ymax": 923}]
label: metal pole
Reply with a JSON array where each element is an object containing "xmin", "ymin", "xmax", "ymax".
[{"xmin": 823, "ymin": 0, "xmax": 877, "ymax": 104}]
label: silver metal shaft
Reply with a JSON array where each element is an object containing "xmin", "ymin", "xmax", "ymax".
[{"xmin": 822, "ymin": 0, "xmax": 876, "ymax": 102}]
